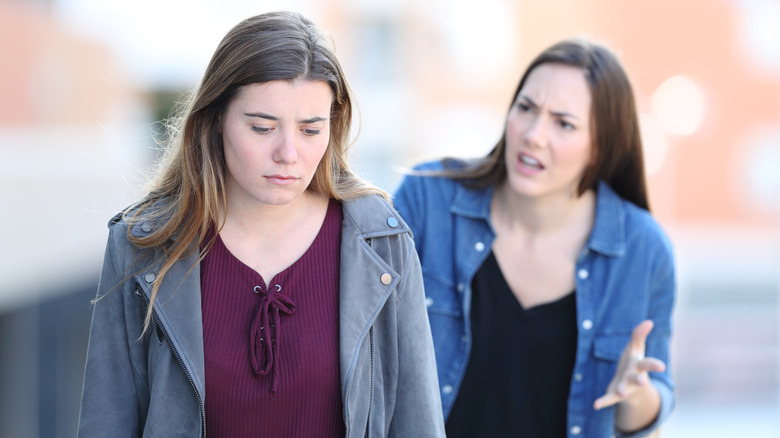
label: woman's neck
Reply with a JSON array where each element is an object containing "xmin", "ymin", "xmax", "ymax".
[
  {"xmin": 217, "ymin": 190, "xmax": 331, "ymax": 285},
  {"xmin": 222, "ymin": 190, "xmax": 328, "ymax": 238},
  {"xmin": 491, "ymin": 182, "xmax": 596, "ymax": 237}
]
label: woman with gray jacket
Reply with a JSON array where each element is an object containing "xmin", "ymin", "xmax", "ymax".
[{"xmin": 77, "ymin": 11, "xmax": 444, "ymax": 438}]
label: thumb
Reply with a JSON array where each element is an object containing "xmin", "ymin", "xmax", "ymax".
[{"xmin": 629, "ymin": 320, "xmax": 654, "ymax": 351}]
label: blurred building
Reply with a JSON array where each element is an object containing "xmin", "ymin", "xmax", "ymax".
[{"xmin": 0, "ymin": 0, "xmax": 778, "ymax": 436}]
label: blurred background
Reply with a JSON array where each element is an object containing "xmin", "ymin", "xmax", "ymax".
[{"xmin": 1, "ymin": 0, "xmax": 778, "ymax": 436}]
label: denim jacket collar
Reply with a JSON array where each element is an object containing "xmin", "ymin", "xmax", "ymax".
[
  {"xmin": 449, "ymin": 180, "xmax": 627, "ymax": 258},
  {"xmin": 450, "ymin": 183, "xmax": 493, "ymax": 221}
]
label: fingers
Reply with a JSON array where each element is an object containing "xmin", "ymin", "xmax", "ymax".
[
  {"xmin": 593, "ymin": 392, "xmax": 621, "ymax": 410},
  {"xmin": 636, "ymin": 357, "xmax": 666, "ymax": 374}
]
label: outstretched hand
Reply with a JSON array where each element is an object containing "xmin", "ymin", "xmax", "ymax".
[{"xmin": 593, "ymin": 320, "xmax": 666, "ymax": 410}]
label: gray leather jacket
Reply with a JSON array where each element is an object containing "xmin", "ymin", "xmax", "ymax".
[{"xmin": 77, "ymin": 195, "xmax": 445, "ymax": 438}]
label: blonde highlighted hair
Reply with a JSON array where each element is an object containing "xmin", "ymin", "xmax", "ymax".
[{"xmin": 125, "ymin": 11, "xmax": 386, "ymax": 332}]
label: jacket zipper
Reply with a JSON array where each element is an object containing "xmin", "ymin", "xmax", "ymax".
[
  {"xmin": 362, "ymin": 237, "xmax": 375, "ymax": 438},
  {"xmin": 135, "ymin": 284, "xmax": 207, "ymax": 437},
  {"xmin": 364, "ymin": 326, "xmax": 374, "ymax": 438}
]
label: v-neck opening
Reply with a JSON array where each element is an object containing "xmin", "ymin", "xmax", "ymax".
[
  {"xmin": 486, "ymin": 251, "xmax": 575, "ymax": 313},
  {"xmin": 212, "ymin": 199, "xmax": 338, "ymax": 290}
]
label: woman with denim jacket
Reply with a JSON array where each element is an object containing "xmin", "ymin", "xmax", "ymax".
[
  {"xmin": 394, "ymin": 38, "xmax": 675, "ymax": 438},
  {"xmin": 77, "ymin": 11, "xmax": 444, "ymax": 438}
]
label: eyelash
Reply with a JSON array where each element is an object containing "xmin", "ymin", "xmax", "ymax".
[
  {"xmin": 558, "ymin": 120, "xmax": 574, "ymax": 130},
  {"xmin": 251, "ymin": 126, "xmax": 322, "ymax": 136},
  {"xmin": 517, "ymin": 102, "xmax": 532, "ymax": 112}
]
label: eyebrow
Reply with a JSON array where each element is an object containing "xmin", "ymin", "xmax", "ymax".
[
  {"xmin": 243, "ymin": 112, "xmax": 328, "ymax": 124},
  {"xmin": 518, "ymin": 96, "xmax": 582, "ymax": 121}
]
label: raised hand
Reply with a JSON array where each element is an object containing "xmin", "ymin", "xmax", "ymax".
[{"xmin": 593, "ymin": 320, "xmax": 666, "ymax": 410}]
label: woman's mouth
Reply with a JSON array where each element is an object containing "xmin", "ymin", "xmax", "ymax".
[
  {"xmin": 518, "ymin": 153, "xmax": 544, "ymax": 170},
  {"xmin": 264, "ymin": 175, "xmax": 298, "ymax": 185}
]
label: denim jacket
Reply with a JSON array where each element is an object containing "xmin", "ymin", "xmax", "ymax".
[
  {"xmin": 77, "ymin": 195, "xmax": 445, "ymax": 438},
  {"xmin": 393, "ymin": 161, "xmax": 675, "ymax": 438}
]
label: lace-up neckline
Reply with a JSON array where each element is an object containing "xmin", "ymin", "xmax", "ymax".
[{"xmin": 250, "ymin": 283, "xmax": 296, "ymax": 394}]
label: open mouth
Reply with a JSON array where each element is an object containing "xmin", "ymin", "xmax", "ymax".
[{"xmin": 519, "ymin": 154, "xmax": 544, "ymax": 170}]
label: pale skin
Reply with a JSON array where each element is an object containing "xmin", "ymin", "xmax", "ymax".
[
  {"xmin": 217, "ymin": 79, "xmax": 334, "ymax": 287},
  {"xmin": 492, "ymin": 63, "xmax": 665, "ymax": 433}
]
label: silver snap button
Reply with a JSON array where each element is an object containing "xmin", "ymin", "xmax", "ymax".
[
  {"xmin": 141, "ymin": 221, "xmax": 152, "ymax": 233},
  {"xmin": 144, "ymin": 273, "xmax": 156, "ymax": 283},
  {"xmin": 581, "ymin": 319, "xmax": 593, "ymax": 330},
  {"xmin": 425, "ymin": 297, "xmax": 434, "ymax": 307},
  {"xmin": 571, "ymin": 425, "xmax": 582, "ymax": 435},
  {"xmin": 474, "ymin": 242, "xmax": 485, "ymax": 252},
  {"xmin": 578, "ymin": 268, "xmax": 589, "ymax": 279},
  {"xmin": 442, "ymin": 385, "xmax": 454, "ymax": 394},
  {"xmin": 575, "ymin": 373, "xmax": 583, "ymax": 382},
  {"xmin": 456, "ymin": 283, "xmax": 465, "ymax": 292},
  {"xmin": 387, "ymin": 216, "xmax": 399, "ymax": 228},
  {"xmin": 380, "ymin": 273, "xmax": 392, "ymax": 285}
]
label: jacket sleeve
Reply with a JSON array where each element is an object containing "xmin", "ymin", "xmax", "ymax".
[
  {"xmin": 387, "ymin": 238, "xmax": 446, "ymax": 437},
  {"xmin": 619, "ymin": 230, "xmax": 677, "ymax": 438},
  {"xmin": 392, "ymin": 172, "xmax": 427, "ymax": 256},
  {"xmin": 77, "ymin": 227, "xmax": 146, "ymax": 437}
]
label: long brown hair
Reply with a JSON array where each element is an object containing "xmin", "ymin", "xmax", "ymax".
[
  {"xmin": 125, "ymin": 11, "xmax": 386, "ymax": 331},
  {"xmin": 437, "ymin": 37, "xmax": 650, "ymax": 211}
]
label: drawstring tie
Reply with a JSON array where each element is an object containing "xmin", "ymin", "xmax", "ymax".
[{"xmin": 250, "ymin": 284, "xmax": 296, "ymax": 394}]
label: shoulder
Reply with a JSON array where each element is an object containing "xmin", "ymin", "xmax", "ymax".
[
  {"xmin": 104, "ymin": 197, "xmax": 173, "ymax": 259},
  {"xmin": 598, "ymin": 183, "xmax": 674, "ymax": 259},
  {"xmin": 624, "ymin": 198, "xmax": 672, "ymax": 253},
  {"xmin": 341, "ymin": 195, "xmax": 412, "ymax": 238},
  {"xmin": 340, "ymin": 195, "xmax": 418, "ymax": 272},
  {"xmin": 394, "ymin": 159, "xmax": 472, "ymax": 204}
]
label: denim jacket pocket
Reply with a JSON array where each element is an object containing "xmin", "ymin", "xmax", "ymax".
[
  {"xmin": 592, "ymin": 332, "xmax": 631, "ymax": 389},
  {"xmin": 593, "ymin": 333, "xmax": 631, "ymax": 362},
  {"xmin": 421, "ymin": 268, "xmax": 461, "ymax": 317}
]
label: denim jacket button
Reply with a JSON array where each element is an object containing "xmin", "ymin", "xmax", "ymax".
[
  {"xmin": 456, "ymin": 283, "xmax": 465, "ymax": 292},
  {"xmin": 574, "ymin": 373, "xmax": 583, "ymax": 382},
  {"xmin": 141, "ymin": 221, "xmax": 152, "ymax": 233},
  {"xmin": 577, "ymin": 268, "xmax": 589, "ymax": 279},
  {"xmin": 570, "ymin": 425, "xmax": 582, "ymax": 435},
  {"xmin": 442, "ymin": 384, "xmax": 454, "ymax": 394},
  {"xmin": 380, "ymin": 273, "xmax": 392, "ymax": 285},
  {"xmin": 581, "ymin": 319, "xmax": 593, "ymax": 330},
  {"xmin": 425, "ymin": 297, "xmax": 434, "ymax": 307},
  {"xmin": 144, "ymin": 273, "xmax": 156, "ymax": 283},
  {"xmin": 387, "ymin": 216, "xmax": 399, "ymax": 228},
  {"xmin": 474, "ymin": 242, "xmax": 485, "ymax": 252}
]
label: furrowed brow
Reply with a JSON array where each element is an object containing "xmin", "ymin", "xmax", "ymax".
[
  {"xmin": 299, "ymin": 116, "xmax": 328, "ymax": 124},
  {"xmin": 244, "ymin": 112, "xmax": 277, "ymax": 121}
]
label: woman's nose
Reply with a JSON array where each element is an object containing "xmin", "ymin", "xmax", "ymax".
[
  {"xmin": 522, "ymin": 115, "xmax": 547, "ymax": 148},
  {"xmin": 273, "ymin": 133, "xmax": 298, "ymax": 164}
]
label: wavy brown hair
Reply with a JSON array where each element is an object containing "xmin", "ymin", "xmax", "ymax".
[
  {"xmin": 124, "ymin": 11, "xmax": 386, "ymax": 332},
  {"xmin": 437, "ymin": 37, "xmax": 650, "ymax": 211}
]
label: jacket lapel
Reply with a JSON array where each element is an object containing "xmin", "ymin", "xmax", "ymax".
[
  {"xmin": 338, "ymin": 196, "xmax": 407, "ymax": 391},
  {"xmin": 134, "ymin": 241, "xmax": 206, "ymax": 400}
]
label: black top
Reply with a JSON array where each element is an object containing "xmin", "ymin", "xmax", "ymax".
[{"xmin": 445, "ymin": 251, "xmax": 578, "ymax": 438}]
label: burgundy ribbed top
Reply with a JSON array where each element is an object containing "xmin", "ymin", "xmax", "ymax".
[{"xmin": 200, "ymin": 200, "xmax": 345, "ymax": 437}]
